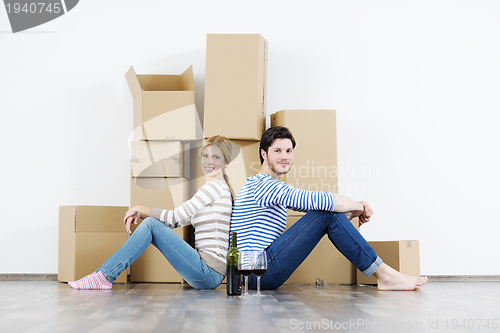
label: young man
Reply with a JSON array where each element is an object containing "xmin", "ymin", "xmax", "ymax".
[{"xmin": 230, "ymin": 126, "xmax": 428, "ymax": 291}]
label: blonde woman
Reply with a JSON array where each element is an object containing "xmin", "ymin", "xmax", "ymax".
[{"xmin": 69, "ymin": 135, "xmax": 234, "ymax": 290}]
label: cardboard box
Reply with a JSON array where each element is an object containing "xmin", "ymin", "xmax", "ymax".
[
  {"xmin": 58, "ymin": 205, "xmax": 128, "ymax": 283},
  {"xmin": 129, "ymin": 177, "xmax": 189, "ymax": 283},
  {"xmin": 130, "ymin": 141, "xmax": 184, "ymax": 178},
  {"xmin": 188, "ymin": 139, "xmax": 261, "ymax": 197},
  {"xmin": 204, "ymin": 34, "xmax": 268, "ymax": 140},
  {"xmin": 271, "ymin": 110, "xmax": 338, "ymax": 193},
  {"xmin": 356, "ymin": 241, "xmax": 420, "ymax": 285},
  {"xmin": 284, "ymin": 215, "xmax": 359, "ymax": 285},
  {"xmin": 125, "ymin": 66, "xmax": 202, "ymax": 141}
]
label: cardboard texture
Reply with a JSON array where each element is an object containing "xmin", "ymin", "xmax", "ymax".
[
  {"xmin": 58, "ymin": 205, "xmax": 128, "ymax": 283},
  {"xmin": 284, "ymin": 215, "xmax": 360, "ymax": 285},
  {"xmin": 204, "ymin": 34, "xmax": 268, "ymax": 140},
  {"xmin": 130, "ymin": 141, "xmax": 184, "ymax": 178},
  {"xmin": 129, "ymin": 177, "xmax": 189, "ymax": 283},
  {"xmin": 188, "ymin": 139, "xmax": 261, "ymax": 197},
  {"xmin": 271, "ymin": 110, "xmax": 338, "ymax": 193},
  {"xmin": 125, "ymin": 66, "xmax": 202, "ymax": 141},
  {"xmin": 356, "ymin": 241, "xmax": 421, "ymax": 285}
]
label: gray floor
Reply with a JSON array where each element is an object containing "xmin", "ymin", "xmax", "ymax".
[{"xmin": 0, "ymin": 281, "xmax": 499, "ymax": 333}]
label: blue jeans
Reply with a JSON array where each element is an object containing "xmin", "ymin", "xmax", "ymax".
[
  {"xmin": 251, "ymin": 211, "xmax": 382, "ymax": 290},
  {"xmin": 96, "ymin": 217, "xmax": 224, "ymax": 290}
]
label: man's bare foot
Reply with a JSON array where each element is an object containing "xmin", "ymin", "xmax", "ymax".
[{"xmin": 373, "ymin": 263, "xmax": 428, "ymax": 291}]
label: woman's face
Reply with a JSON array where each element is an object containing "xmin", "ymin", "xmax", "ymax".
[{"xmin": 201, "ymin": 145, "xmax": 227, "ymax": 176}]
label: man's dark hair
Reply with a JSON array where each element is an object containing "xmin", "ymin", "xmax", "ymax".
[{"xmin": 259, "ymin": 126, "xmax": 296, "ymax": 164}]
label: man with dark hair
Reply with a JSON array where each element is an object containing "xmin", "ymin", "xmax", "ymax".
[{"xmin": 231, "ymin": 126, "xmax": 428, "ymax": 291}]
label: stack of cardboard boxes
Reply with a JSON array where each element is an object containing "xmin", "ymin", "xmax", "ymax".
[
  {"xmin": 58, "ymin": 33, "xmax": 420, "ymax": 286},
  {"xmin": 271, "ymin": 109, "xmax": 358, "ymax": 284},
  {"xmin": 125, "ymin": 66, "xmax": 200, "ymax": 282},
  {"xmin": 190, "ymin": 34, "xmax": 267, "ymax": 197}
]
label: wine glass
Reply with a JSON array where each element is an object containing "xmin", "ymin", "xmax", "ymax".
[
  {"xmin": 238, "ymin": 251, "xmax": 254, "ymax": 297},
  {"xmin": 252, "ymin": 251, "xmax": 267, "ymax": 297}
]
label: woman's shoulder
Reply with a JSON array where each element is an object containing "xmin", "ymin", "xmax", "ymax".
[{"xmin": 200, "ymin": 178, "xmax": 229, "ymax": 194}]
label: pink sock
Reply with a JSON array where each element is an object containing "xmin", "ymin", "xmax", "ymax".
[{"xmin": 68, "ymin": 271, "xmax": 112, "ymax": 290}]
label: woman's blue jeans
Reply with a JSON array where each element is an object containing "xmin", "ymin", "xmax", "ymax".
[
  {"xmin": 96, "ymin": 217, "xmax": 224, "ymax": 290},
  {"xmin": 251, "ymin": 211, "xmax": 382, "ymax": 290}
]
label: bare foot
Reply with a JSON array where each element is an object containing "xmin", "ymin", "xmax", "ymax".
[{"xmin": 373, "ymin": 263, "xmax": 428, "ymax": 291}]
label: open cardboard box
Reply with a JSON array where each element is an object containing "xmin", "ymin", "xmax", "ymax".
[{"xmin": 125, "ymin": 66, "xmax": 202, "ymax": 141}]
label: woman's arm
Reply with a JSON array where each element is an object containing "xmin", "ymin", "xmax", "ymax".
[{"xmin": 149, "ymin": 180, "xmax": 226, "ymax": 229}]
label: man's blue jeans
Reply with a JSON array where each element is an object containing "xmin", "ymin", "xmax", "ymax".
[
  {"xmin": 252, "ymin": 211, "xmax": 382, "ymax": 290},
  {"xmin": 96, "ymin": 217, "xmax": 224, "ymax": 289}
]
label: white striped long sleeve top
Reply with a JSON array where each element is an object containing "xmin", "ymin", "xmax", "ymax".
[
  {"xmin": 150, "ymin": 179, "xmax": 232, "ymax": 275},
  {"xmin": 230, "ymin": 173, "xmax": 336, "ymax": 252}
]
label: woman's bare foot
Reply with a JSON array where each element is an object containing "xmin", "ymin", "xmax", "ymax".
[{"xmin": 373, "ymin": 263, "xmax": 428, "ymax": 291}]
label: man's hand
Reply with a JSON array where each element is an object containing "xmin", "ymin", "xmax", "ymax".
[
  {"xmin": 345, "ymin": 201, "xmax": 373, "ymax": 227},
  {"xmin": 357, "ymin": 201, "xmax": 373, "ymax": 227}
]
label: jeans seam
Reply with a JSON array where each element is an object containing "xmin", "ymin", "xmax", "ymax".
[
  {"xmin": 268, "ymin": 214, "xmax": 320, "ymax": 263},
  {"xmin": 331, "ymin": 213, "xmax": 377, "ymax": 271},
  {"xmin": 151, "ymin": 223, "xmax": 205, "ymax": 275},
  {"xmin": 106, "ymin": 227, "xmax": 152, "ymax": 279}
]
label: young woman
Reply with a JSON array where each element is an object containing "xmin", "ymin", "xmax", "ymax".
[{"xmin": 69, "ymin": 135, "xmax": 234, "ymax": 290}]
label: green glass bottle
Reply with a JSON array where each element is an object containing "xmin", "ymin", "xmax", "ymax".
[{"xmin": 226, "ymin": 232, "xmax": 241, "ymax": 295}]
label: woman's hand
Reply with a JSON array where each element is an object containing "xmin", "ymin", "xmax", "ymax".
[{"xmin": 123, "ymin": 208, "xmax": 140, "ymax": 233}]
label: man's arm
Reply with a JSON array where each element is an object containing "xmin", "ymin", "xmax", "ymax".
[
  {"xmin": 332, "ymin": 194, "xmax": 363, "ymax": 213},
  {"xmin": 333, "ymin": 194, "xmax": 373, "ymax": 226}
]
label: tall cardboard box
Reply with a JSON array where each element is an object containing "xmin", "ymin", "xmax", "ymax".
[
  {"xmin": 204, "ymin": 34, "xmax": 268, "ymax": 140},
  {"xmin": 125, "ymin": 66, "xmax": 202, "ymax": 141},
  {"xmin": 356, "ymin": 241, "xmax": 420, "ymax": 285},
  {"xmin": 271, "ymin": 110, "xmax": 338, "ymax": 193},
  {"xmin": 130, "ymin": 141, "xmax": 185, "ymax": 178},
  {"xmin": 284, "ymin": 215, "xmax": 359, "ymax": 285},
  {"xmin": 129, "ymin": 177, "xmax": 189, "ymax": 283},
  {"xmin": 188, "ymin": 139, "xmax": 261, "ymax": 197},
  {"xmin": 58, "ymin": 206, "xmax": 128, "ymax": 283}
]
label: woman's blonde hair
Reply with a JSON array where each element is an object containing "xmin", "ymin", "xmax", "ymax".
[{"xmin": 200, "ymin": 135, "xmax": 235, "ymax": 201}]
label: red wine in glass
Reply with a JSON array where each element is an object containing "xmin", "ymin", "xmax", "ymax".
[
  {"xmin": 253, "ymin": 268, "xmax": 267, "ymax": 277},
  {"xmin": 239, "ymin": 269, "xmax": 253, "ymax": 277}
]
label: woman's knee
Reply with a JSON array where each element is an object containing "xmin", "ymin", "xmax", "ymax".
[{"xmin": 137, "ymin": 217, "xmax": 163, "ymax": 232}]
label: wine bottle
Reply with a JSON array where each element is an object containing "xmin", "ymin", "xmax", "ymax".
[{"xmin": 226, "ymin": 231, "xmax": 241, "ymax": 295}]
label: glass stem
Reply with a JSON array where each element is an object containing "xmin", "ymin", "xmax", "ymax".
[
  {"xmin": 257, "ymin": 276, "xmax": 261, "ymax": 295},
  {"xmin": 245, "ymin": 276, "xmax": 249, "ymax": 296}
]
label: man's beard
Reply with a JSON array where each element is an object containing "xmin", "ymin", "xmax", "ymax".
[{"xmin": 268, "ymin": 161, "xmax": 291, "ymax": 175}]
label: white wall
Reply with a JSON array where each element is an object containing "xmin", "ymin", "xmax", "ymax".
[{"xmin": 1, "ymin": 0, "xmax": 499, "ymax": 276}]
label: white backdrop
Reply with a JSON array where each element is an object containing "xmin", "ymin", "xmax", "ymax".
[{"xmin": 1, "ymin": 0, "xmax": 499, "ymax": 276}]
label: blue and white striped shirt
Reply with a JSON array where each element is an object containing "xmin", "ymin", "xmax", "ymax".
[{"xmin": 230, "ymin": 173, "xmax": 336, "ymax": 252}]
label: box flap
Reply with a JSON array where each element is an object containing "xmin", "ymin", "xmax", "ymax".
[
  {"xmin": 59, "ymin": 205, "xmax": 77, "ymax": 234},
  {"xmin": 75, "ymin": 206, "xmax": 128, "ymax": 233},
  {"xmin": 180, "ymin": 65, "xmax": 195, "ymax": 91},
  {"xmin": 125, "ymin": 66, "xmax": 142, "ymax": 98}
]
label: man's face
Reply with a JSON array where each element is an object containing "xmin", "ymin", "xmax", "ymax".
[{"xmin": 262, "ymin": 138, "xmax": 294, "ymax": 175}]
